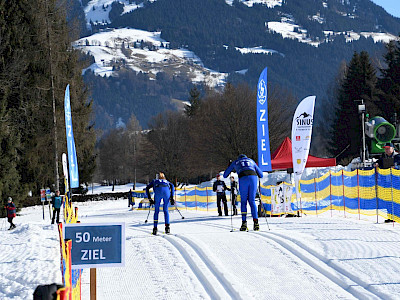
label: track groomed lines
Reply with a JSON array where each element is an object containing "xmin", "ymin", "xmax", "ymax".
[
  {"xmin": 259, "ymin": 231, "xmax": 391, "ymax": 300},
  {"xmin": 202, "ymin": 221, "xmax": 389, "ymax": 300},
  {"xmin": 130, "ymin": 226, "xmax": 235, "ymax": 299},
  {"xmin": 164, "ymin": 233, "xmax": 243, "ymax": 300}
]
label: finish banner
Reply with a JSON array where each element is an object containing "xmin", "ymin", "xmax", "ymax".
[
  {"xmin": 64, "ymin": 84, "xmax": 79, "ymax": 188},
  {"xmin": 256, "ymin": 67, "xmax": 272, "ymax": 171},
  {"xmin": 291, "ymin": 95, "xmax": 316, "ymax": 198}
]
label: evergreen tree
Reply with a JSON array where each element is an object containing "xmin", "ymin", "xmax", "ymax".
[
  {"xmin": 0, "ymin": 0, "xmax": 36, "ymax": 206},
  {"xmin": 377, "ymin": 38, "xmax": 400, "ymax": 122},
  {"xmin": 331, "ymin": 51, "xmax": 379, "ymax": 162},
  {"xmin": 184, "ymin": 86, "xmax": 201, "ymax": 117},
  {"xmin": 0, "ymin": 0, "xmax": 96, "ymax": 202}
]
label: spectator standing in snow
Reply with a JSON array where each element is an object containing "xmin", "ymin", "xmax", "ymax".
[
  {"xmin": 374, "ymin": 142, "xmax": 398, "ymax": 169},
  {"xmin": 213, "ymin": 174, "xmax": 230, "ymax": 216},
  {"xmin": 230, "ymin": 176, "xmax": 238, "ymax": 216},
  {"xmin": 146, "ymin": 172, "xmax": 175, "ymax": 235},
  {"xmin": 51, "ymin": 190, "xmax": 63, "ymax": 224},
  {"xmin": 224, "ymin": 154, "xmax": 263, "ymax": 231},
  {"xmin": 5, "ymin": 197, "xmax": 16, "ymax": 230}
]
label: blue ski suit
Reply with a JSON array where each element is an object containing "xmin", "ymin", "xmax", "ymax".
[
  {"xmin": 224, "ymin": 155, "xmax": 263, "ymax": 221},
  {"xmin": 146, "ymin": 179, "xmax": 175, "ymax": 228}
]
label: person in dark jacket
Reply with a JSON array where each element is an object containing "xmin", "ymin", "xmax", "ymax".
[
  {"xmin": 213, "ymin": 174, "xmax": 230, "ymax": 216},
  {"xmin": 5, "ymin": 197, "xmax": 16, "ymax": 230},
  {"xmin": 146, "ymin": 172, "xmax": 175, "ymax": 235},
  {"xmin": 51, "ymin": 190, "xmax": 63, "ymax": 224},
  {"xmin": 224, "ymin": 154, "xmax": 263, "ymax": 231},
  {"xmin": 230, "ymin": 176, "xmax": 238, "ymax": 216},
  {"xmin": 374, "ymin": 142, "xmax": 398, "ymax": 169}
]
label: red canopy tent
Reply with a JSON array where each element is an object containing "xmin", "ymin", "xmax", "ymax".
[{"xmin": 271, "ymin": 137, "xmax": 336, "ymax": 170}]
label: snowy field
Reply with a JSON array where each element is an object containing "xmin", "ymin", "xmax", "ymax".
[{"xmin": 2, "ymin": 188, "xmax": 400, "ymax": 299}]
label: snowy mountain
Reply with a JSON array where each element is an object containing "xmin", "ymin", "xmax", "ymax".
[
  {"xmin": 74, "ymin": 28, "xmax": 228, "ymax": 87},
  {"xmin": 72, "ymin": 0, "xmax": 400, "ymax": 130}
]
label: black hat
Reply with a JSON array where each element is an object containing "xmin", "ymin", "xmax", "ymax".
[{"xmin": 384, "ymin": 142, "xmax": 394, "ymax": 148}]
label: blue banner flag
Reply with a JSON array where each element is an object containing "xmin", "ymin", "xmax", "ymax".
[
  {"xmin": 257, "ymin": 67, "xmax": 272, "ymax": 171},
  {"xmin": 64, "ymin": 85, "xmax": 80, "ymax": 188}
]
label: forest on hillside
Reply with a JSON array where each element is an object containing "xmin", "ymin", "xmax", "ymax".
[{"xmin": 83, "ymin": 0, "xmax": 393, "ymax": 134}]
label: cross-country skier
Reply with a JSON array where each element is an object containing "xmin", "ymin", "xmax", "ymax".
[
  {"xmin": 5, "ymin": 197, "xmax": 16, "ymax": 230},
  {"xmin": 224, "ymin": 154, "xmax": 263, "ymax": 231},
  {"xmin": 145, "ymin": 172, "xmax": 175, "ymax": 235}
]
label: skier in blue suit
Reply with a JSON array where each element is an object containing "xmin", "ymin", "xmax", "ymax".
[
  {"xmin": 224, "ymin": 154, "xmax": 263, "ymax": 231},
  {"xmin": 146, "ymin": 172, "xmax": 175, "ymax": 235}
]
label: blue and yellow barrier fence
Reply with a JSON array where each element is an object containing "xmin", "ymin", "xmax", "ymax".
[{"xmin": 132, "ymin": 168, "xmax": 400, "ymax": 223}]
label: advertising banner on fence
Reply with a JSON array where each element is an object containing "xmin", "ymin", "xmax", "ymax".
[
  {"xmin": 64, "ymin": 84, "xmax": 79, "ymax": 188},
  {"xmin": 291, "ymin": 95, "xmax": 316, "ymax": 199},
  {"xmin": 270, "ymin": 183, "xmax": 293, "ymax": 214},
  {"xmin": 257, "ymin": 67, "xmax": 272, "ymax": 171}
]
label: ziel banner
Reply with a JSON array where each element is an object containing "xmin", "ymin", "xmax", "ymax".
[
  {"xmin": 64, "ymin": 85, "xmax": 79, "ymax": 188},
  {"xmin": 291, "ymin": 95, "xmax": 316, "ymax": 198},
  {"xmin": 257, "ymin": 67, "xmax": 272, "ymax": 171}
]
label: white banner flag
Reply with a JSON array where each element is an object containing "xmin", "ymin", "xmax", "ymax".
[{"xmin": 291, "ymin": 96, "xmax": 316, "ymax": 200}]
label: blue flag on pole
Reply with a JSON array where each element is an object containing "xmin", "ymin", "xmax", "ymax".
[
  {"xmin": 257, "ymin": 67, "xmax": 272, "ymax": 171},
  {"xmin": 64, "ymin": 84, "xmax": 79, "ymax": 188}
]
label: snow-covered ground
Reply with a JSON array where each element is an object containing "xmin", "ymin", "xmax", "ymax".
[{"xmin": 2, "ymin": 183, "xmax": 400, "ymax": 299}]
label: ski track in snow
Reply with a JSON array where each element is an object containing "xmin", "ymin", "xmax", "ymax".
[
  {"xmin": 165, "ymin": 234, "xmax": 244, "ymax": 300},
  {"xmin": 201, "ymin": 220, "xmax": 398, "ymax": 299},
  {"xmin": 5, "ymin": 198, "xmax": 400, "ymax": 300}
]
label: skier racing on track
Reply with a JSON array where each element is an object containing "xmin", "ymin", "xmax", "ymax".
[
  {"xmin": 146, "ymin": 172, "xmax": 175, "ymax": 235},
  {"xmin": 224, "ymin": 154, "xmax": 263, "ymax": 231}
]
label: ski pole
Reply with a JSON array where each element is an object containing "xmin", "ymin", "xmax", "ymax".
[
  {"xmin": 144, "ymin": 203, "xmax": 151, "ymax": 223},
  {"xmin": 230, "ymin": 177, "xmax": 234, "ymax": 232},
  {"xmin": 174, "ymin": 204, "xmax": 185, "ymax": 219},
  {"xmin": 258, "ymin": 178, "xmax": 270, "ymax": 231}
]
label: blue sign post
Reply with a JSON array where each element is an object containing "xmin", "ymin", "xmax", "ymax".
[
  {"xmin": 257, "ymin": 67, "xmax": 272, "ymax": 171},
  {"xmin": 64, "ymin": 223, "xmax": 125, "ymax": 269}
]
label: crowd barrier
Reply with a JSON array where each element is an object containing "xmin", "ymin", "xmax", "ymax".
[{"xmin": 132, "ymin": 168, "xmax": 400, "ymax": 223}]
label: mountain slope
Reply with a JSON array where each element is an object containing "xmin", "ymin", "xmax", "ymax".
[{"xmin": 73, "ymin": 0, "xmax": 400, "ymax": 131}]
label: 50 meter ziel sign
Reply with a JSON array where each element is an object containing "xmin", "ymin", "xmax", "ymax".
[{"xmin": 64, "ymin": 223, "xmax": 125, "ymax": 269}]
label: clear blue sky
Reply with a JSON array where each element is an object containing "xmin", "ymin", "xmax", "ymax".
[{"xmin": 370, "ymin": 0, "xmax": 400, "ymax": 18}]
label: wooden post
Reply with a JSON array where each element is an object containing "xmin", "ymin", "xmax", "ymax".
[
  {"xmin": 206, "ymin": 187, "xmax": 209, "ymax": 212},
  {"xmin": 195, "ymin": 186, "xmax": 197, "ymax": 211},
  {"xmin": 357, "ymin": 169, "xmax": 360, "ymax": 220},
  {"xmin": 90, "ymin": 268, "xmax": 96, "ymax": 300},
  {"xmin": 342, "ymin": 169, "xmax": 346, "ymax": 218},
  {"xmin": 329, "ymin": 170, "xmax": 332, "ymax": 218},
  {"xmin": 314, "ymin": 177, "xmax": 318, "ymax": 216}
]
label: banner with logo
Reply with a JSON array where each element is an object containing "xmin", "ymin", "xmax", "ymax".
[
  {"xmin": 270, "ymin": 183, "xmax": 293, "ymax": 214},
  {"xmin": 257, "ymin": 67, "xmax": 272, "ymax": 171},
  {"xmin": 64, "ymin": 85, "xmax": 79, "ymax": 188},
  {"xmin": 291, "ymin": 96, "xmax": 316, "ymax": 199}
]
